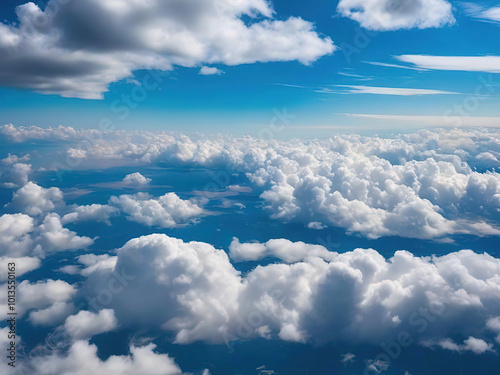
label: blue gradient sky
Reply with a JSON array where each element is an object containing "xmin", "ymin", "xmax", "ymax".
[{"xmin": 0, "ymin": 0, "xmax": 499, "ymax": 137}]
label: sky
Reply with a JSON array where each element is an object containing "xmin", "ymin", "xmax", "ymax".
[
  {"xmin": 0, "ymin": 0, "xmax": 499, "ymax": 136},
  {"xmin": 1, "ymin": 2, "xmax": 500, "ymax": 375}
]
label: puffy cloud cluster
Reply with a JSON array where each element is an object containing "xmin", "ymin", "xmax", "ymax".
[
  {"xmin": 123, "ymin": 172, "xmax": 151, "ymax": 185},
  {"xmin": 64, "ymin": 309, "xmax": 118, "ymax": 340},
  {"xmin": 3, "ymin": 126, "xmax": 500, "ymax": 240},
  {"xmin": 30, "ymin": 341, "xmax": 190, "ymax": 375},
  {"xmin": 109, "ymin": 192, "xmax": 205, "ymax": 228},
  {"xmin": 61, "ymin": 204, "xmax": 119, "ymax": 225},
  {"xmin": 0, "ymin": 0, "xmax": 334, "ymax": 99},
  {"xmin": 8, "ymin": 182, "xmax": 64, "ymax": 216},
  {"xmin": 427, "ymin": 336, "xmax": 494, "ymax": 354},
  {"xmin": 0, "ymin": 212, "xmax": 93, "ymax": 258},
  {"xmin": 82, "ymin": 234, "xmax": 500, "ymax": 349},
  {"xmin": 0, "ymin": 279, "xmax": 76, "ymax": 319},
  {"xmin": 337, "ymin": 0, "xmax": 455, "ymax": 30},
  {"xmin": 0, "ymin": 153, "xmax": 31, "ymax": 187},
  {"xmin": 0, "ymin": 327, "xmax": 202, "ymax": 375}
]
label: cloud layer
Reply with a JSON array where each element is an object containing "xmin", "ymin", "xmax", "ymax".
[{"xmin": 2, "ymin": 125, "xmax": 500, "ymax": 240}]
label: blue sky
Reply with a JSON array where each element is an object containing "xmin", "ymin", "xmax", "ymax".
[
  {"xmin": 1, "ymin": 2, "xmax": 500, "ymax": 375},
  {"xmin": 0, "ymin": 0, "xmax": 499, "ymax": 136}
]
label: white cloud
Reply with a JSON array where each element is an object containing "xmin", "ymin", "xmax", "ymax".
[
  {"xmin": 0, "ymin": 154, "xmax": 31, "ymax": 187},
  {"xmin": 61, "ymin": 204, "xmax": 118, "ymax": 226},
  {"xmin": 463, "ymin": 337, "xmax": 494, "ymax": 354},
  {"xmin": 396, "ymin": 55, "xmax": 500, "ymax": 73},
  {"xmin": 0, "ymin": 212, "xmax": 93, "ymax": 258},
  {"xmin": 8, "ymin": 182, "xmax": 64, "ymax": 216},
  {"xmin": 0, "ymin": 279, "xmax": 76, "ymax": 318},
  {"xmin": 462, "ymin": 3, "xmax": 500, "ymax": 24},
  {"xmin": 341, "ymin": 353, "xmax": 356, "ymax": 364},
  {"xmin": 34, "ymin": 214, "xmax": 94, "ymax": 256},
  {"xmin": 199, "ymin": 66, "xmax": 224, "ymax": 75},
  {"xmin": 486, "ymin": 316, "xmax": 500, "ymax": 343},
  {"xmin": 30, "ymin": 340, "xmax": 188, "ymax": 375},
  {"xmin": 0, "ymin": 213, "xmax": 35, "ymax": 256},
  {"xmin": 29, "ymin": 302, "xmax": 76, "ymax": 327},
  {"xmin": 334, "ymin": 85, "xmax": 459, "ymax": 96},
  {"xmin": 229, "ymin": 237, "xmax": 335, "ymax": 263},
  {"xmin": 337, "ymin": 0, "xmax": 454, "ymax": 30},
  {"xmin": 433, "ymin": 336, "xmax": 494, "ymax": 354},
  {"xmin": 0, "ymin": 0, "xmax": 334, "ymax": 99},
  {"xmin": 3, "ymin": 126, "xmax": 500, "ymax": 240},
  {"xmin": 110, "ymin": 192, "xmax": 205, "ymax": 228},
  {"xmin": 81, "ymin": 234, "xmax": 500, "ymax": 346},
  {"xmin": 0, "ymin": 256, "xmax": 40, "ymax": 281},
  {"xmin": 123, "ymin": 172, "xmax": 152, "ymax": 185},
  {"xmin": 64, "ymin": 309, "xmax": 118, "ymax": 340}
]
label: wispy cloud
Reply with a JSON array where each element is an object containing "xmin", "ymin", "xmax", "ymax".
[
  {"xmin": 332, "ymin": 85, "xmax": 460, "ymax": 96},
  {"xmin": 396, "ymin": 55, "xmax": 500, "ymax": 73},
  {"xmin": 460, "ymin": 2, "xmax": 500, "ymax": 23},
  {"xmin": 364, "ymin": 61, "xmax": 428, "ymax": 71}
]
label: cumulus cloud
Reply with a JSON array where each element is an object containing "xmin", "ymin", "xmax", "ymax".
[
  {"xmin": 30, "ymin": 340, "xmax": 189, "ymax": 375},
  {"xmin": 431, "ymin": 336, "xmax": 494, "ymax": 354},
  {"xmin": 337, "ymin": 0, "xmax": 455, "ymax": 30},
  {"xmin": 34, "ymin": 213, "xmax": 94, "ymax": 256},
  {"xmin": 29, "ymin": 301, "xmax": 76, "ymax": 327},
  {"xmin": 0, "ymin": 256, "xmax": 40, "ymax": 281},
  {"xmin": 0, "ymin": 0, "xmax": 334, "ymax": 99},
  {"xmin": 61, "ymin": 204, "xmax": 118, "ymax": 225},
  {"xmin": 81, "ymin": 234, "xmax": 500, "ymax": 347},
  {"xmin": 0, "ymin": 213, "xmax": 35, "ymax": 256},
  {"xmin": 110, "ymin": 192, "xmax": 205, "ymax": 228},
  {"xmin": 0, "ymin": 153, "xmax": 31, "ymax": 187},
  {"xmin": 2, "ymin": 126, "xmax": 500, "ymax": 240},
  {"xmin": 123, "ymin": 172, "xmax": 152, "ymax": 185},
  {"xmin": 8, "ymin": 182, "xmax": 64, "ymax": 216},
  {"xmin": 64, "ymin": 309, "xmax": 118, "ymax": 340},
  {"xmin": 0, "ymin": 212, "xmax": 93, "ymax": 258},
  {"xmin": 199, "ymin": 66, "xmax": 224, "ymax": 75},
  {"xmin": 486, "ymin": 317, "xmax": 500, "ymax": 343},
  {"xmin": 0, "ymin": 279, "xmax": 76, "ymax": 318},
  {"xmin": 229, "ymin": 237, "xmax": 335, "ymax": 263}
]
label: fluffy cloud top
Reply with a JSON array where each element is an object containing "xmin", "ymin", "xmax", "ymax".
[
  {"xmin": 110, "ymin": 192, "xmax": 205, "ymax": 228},
  {"xmin": 0, "ymin": 212, "xmax": 94, "ymax": 258},
  {"xmin": 30, "ymin": 341, "xmax": 189, "ymax": 375},
  {"xmin": 0, "ymin": 279, "xmax": 76, "ymax": 318},
  {"xmin": 2, "ymin": 126, "xmax": 500, "ymax": 240},
  {"xmin": 61, "ymin": 204, "xmax": 118, "ymax": 226},
  {"xmin": 123, "ymin": 172, "xmax": 152, "ymax": 185},
  {"xmin": 64, "ymin": 309, "xmax": 118, "ymax": 340},
  {"xmin": 199, "ymin": 66, "xmax": 224, "ymax": 75},
  {"xmin": 0, "ymin": 153, "xmax": 31, "ymax": 187},
  {"xmin": 0, "ymin": 0, "xmax": 334, "ymax": 99},
  {"xmin": 82, "ymin": 234, "xmax": 500, "ymax": 348},
  {"xmin": 8, "ymin": 182, "xmax": 64, "ymax": 216},
  {"xmin": 337, "ymin": 0, "xmax": 455, "ymax": 30}
]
